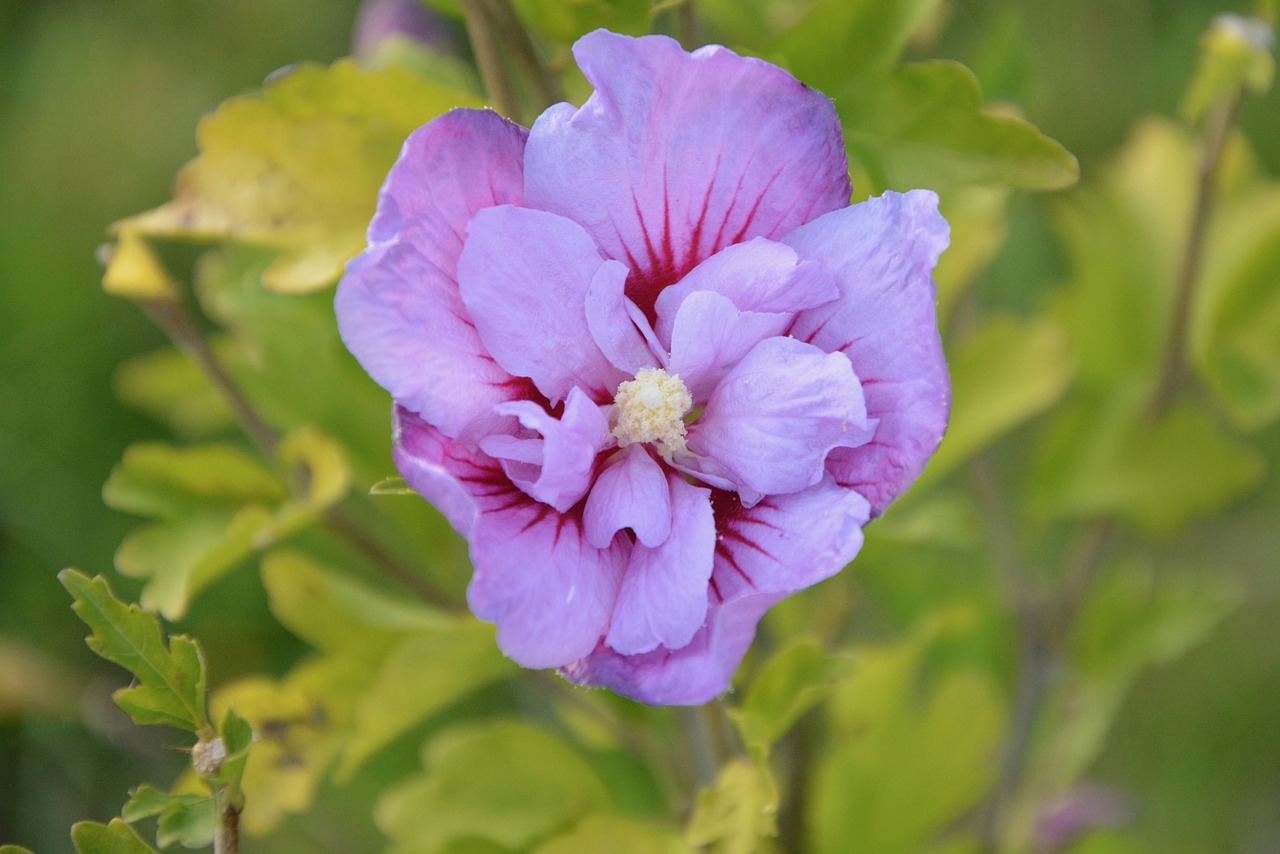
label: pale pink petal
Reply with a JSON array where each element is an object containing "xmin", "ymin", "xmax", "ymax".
[
  {"xmin": 480, "ymin": 388, "xmax": 611, "ymax": 512},
  {"xmin": 582, "ymin": 444, "xmax": 671, "ymax": 549},
  {"xmin": 468, "ymin": 497, "xmax": 627, "ymax": 669},
  {"xmin": 369, "ymin": 107, "xmax": 527, "ymax": 279},
  {"xmin": 605, "ymin": 474, "xmax": 715, "ymax": 655},
  {"xmin": 688, "ymin": 337, "xmax": 874, "ymax": 499},
  {"xmin": 562, "ymin": 591, "xmax": 785, "ymax": 705},
  {"xmin": 337, "ymin": 109, "xmax": 529, "ymax": 438},
  {"xmin": 338, "ymin": 242, "xmax": 526, "ymax": 438},
  {"xmin": 707, "ymin": 478, "xmax": 871, "ymax": 605},
  {"xmin": 784, "ymin": 190, "xmax": 950, "ymax": 516},
  {"xmin": 391, "ymin": 405, "xmax": 502, "ymax": 537},
  {"xmin": 523, "ymin": 31, "xmax": 850, "ymax": 316},
  {"xmin": 666, "ymin": 291, "xmax": 790, "ymax": 400},
  {"xmin": 585, "ymin": 260, "xmax": 661, "ymax": 375},
  {"xmin": 457, "ymin": 205, "xmax": 631, "ymax": 403},
  {"xmin": 653, "ymin": 237, "xmax": 838, "ymax": 346}
]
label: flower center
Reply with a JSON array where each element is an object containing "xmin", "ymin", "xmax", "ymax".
[{"xmin": 611, "ymin": 368, "xmax": 693, "ymax": 457}]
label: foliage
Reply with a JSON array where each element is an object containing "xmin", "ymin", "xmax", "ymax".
[{"xmin": 2, "ymin": 0, "xmax": 1278, "ymax": 852}]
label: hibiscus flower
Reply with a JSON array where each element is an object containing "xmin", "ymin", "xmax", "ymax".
[{"xmin": 336, "ymin": 30, "xmax": 950, "ymax": 704}]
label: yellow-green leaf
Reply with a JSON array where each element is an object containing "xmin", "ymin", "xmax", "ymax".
[
  {"xmin": 836, "ymin": 61, "xmax": 1079, "ymax": 192},
  {"xmin": 113, "ymin": 60, "xmax": 481, "ymax": 293},
  {"xmin": 59, "ymin": 569, "xmax": 208, "ymax": 733},
  {"xmin": 534, "ymin": 815, "xmax": 690, "ymax": 854},
  {"xmin": 122, "ymin": 785, "xmax": 216, "ymax": 849},
  {"xmin": 72, "ymin": 819, "xmax": 158, "ymax": 854},
  {"xmin": 100, "ymin": 231, "xmax": 177, "ymax": 301},
  {"xmin": 684, "ymin": 759, "xmax": 777, "ymax": 854},
  {"xmin": 775, "ymin": 0, "xmax": 944, "ymax": 86},
  {"xmin": 376, "ymin": 721, "xmax": 610, "ymax": 854},
  {"xmin": 1181, "ymin": 14, "xmax": 1275, "ymax": 124},
  {"xmin": 113, "ymin": 345, "xmax": 236, "ymax": 439},
  {"xmin": 337, "ymin": 626, "xmax": 516, "ymax": 780},
  {"xmin": 914, "ymin": 315, "xmax": 1074, "ymax": 494},
  {"xmin": 103, "ymin": 442, "xmax": 285, "ymax": 521},
  {"xmin": 730, "ymin": 639, "xmax": 854, "ymax": 757}
]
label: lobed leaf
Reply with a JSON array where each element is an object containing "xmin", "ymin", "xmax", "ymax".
[
  {"xmin": 836, "ymin": 61, "xmax": 1079, "ymax": 192},
  {"xmin": 122, "ymin": 785, "xmax": 216, "ymax": 849},
  {"xmin": 71, "ymin": 819, "xmax": 158, "ymax": 854},
  {"xmin": 730, "ymin": 639, "xmax": 854, "ymax": 758},
  {"xmin": 684, "ymin": 759, "xmax": 777, "ymax": 854},
  {"xmin": 532, "ymin": 815, "xmax": 688, "ymax": 854},
  {"xmin": 59, "ymin": 569, "xmax": 208, "ymax": 732},
  {"xmin": 376, "ymin": 721, "xmax": 610, "ymax": 854}
]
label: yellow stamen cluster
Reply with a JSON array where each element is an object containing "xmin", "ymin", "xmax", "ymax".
[{"xmin": 611, "ymin": 368, "xmax": 693, "ymax": 457}]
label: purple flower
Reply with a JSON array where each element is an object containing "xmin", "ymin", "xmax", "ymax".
[{"xmin": 335, "ymin": 31, "xmax": 950, "ymax": 704}]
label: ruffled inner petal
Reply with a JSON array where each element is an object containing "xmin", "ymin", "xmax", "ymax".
[
  {"xmin": 457, "ymin": 205, "xmax": 632, "ymax": 403},
  {"xmin": 667, "ymin": 290, "xmax": 790, "ymax": 401},
  {"xmin": 480, "ymin": 388, "xmax": 611, "ymax": 512},
  {"xmin": 582, "ymin": 444, "xmax": 672, "ymax": 548},
  {"xmin": 605, "ymin": 474, "xmax": 715, "ymax": 655},
  {"xmin": 687, "ymin": 336, "xmax": 875, "ymax": 499},
  {"xmin": 784, "ymin": 190, "xmax": 951, "ymax": 516}
]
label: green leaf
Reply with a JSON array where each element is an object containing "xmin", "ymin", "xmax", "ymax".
[
  {"xmin": 122, "ymin": 785, "xmax": 216, "ymax": 849},
  {"xmin": 1031, "ymin": 388, "xmax": 1265, "ymax": 533},
  {"xmin": 261, "ymin": 550, "xmax": 450, "ymax": 653},
  {"xmin": 932, "ymin": 187, "xmax": 1011, "ymax": 321},
  {"xmin": 59, "ymin": 569, "xmax": 208, "ymax": 732},
  {"xmin": 835, "ymin": 61, "xmax": 1079, "ymax": 192},
  {"xmin": 1194, "ymin": 187, "xmax": 1280, "ymax": 430},
  {"xmin": 103, "ymin": 442, "xmax": 285, "ymax": 521},
  {"xmin": 71, "ymin": 819, "xmax": 158, "ymax": 854},
  {"xmin": 914, "ymin": 315, "xmax": 1074, "ymax": 493},
  {"xmin": 108, "ymin": 60, "xmax": 481, "ymax": 293},
  {"xmin": 207, "ymin": 659, "xmax": 359, "ymax": 836},
  {"xmin": 114, "ymin": 507, "xmax": 275, "ymax": 620},
  {"xmin": 730, "ymin": 639, "xmax": 854, "ymax": 756},
  {"xmin": 684, "ymin": 759, "xmax": 777, "ymax": 854},
  {"xmin": 774, "ymin": 0, "xmax": 944, "ymax": 86},
  {"xmin": 1, "ymin": 846, "xmax": 37, "ymax": 854},
  {"xmin": 337, "ymin": 626, "xmax": 516, "ymax": 780},
  {"xmin": 219, "ymin": 706, "xmax": 254, "ymax": 798},
  {"xmin": 533, "ymin": 815, "xmax": 689, "ymax": 854},
  {"xmin": 113, "ymin": 345, "xmax": 236, "ymax": 439},
  {"xmin": 810, "ymin": 612, "xmax": 1006, "ymax": 854},
  {"xmin": 376, "ymin": 721, "xmax": 611, "ymax": 854}
]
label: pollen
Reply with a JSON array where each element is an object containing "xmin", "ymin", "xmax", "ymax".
[{"xmin": 612, "ymin": 368, "xmax": 693, "ymax": 457}]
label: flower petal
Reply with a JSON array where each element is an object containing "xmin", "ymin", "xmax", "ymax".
[
  {"xmin": 708, "ymin": 478, "xmax": 871, "ymax": 605},
  {"xmin": 367, "ymin": 107, "xmax": 527, "ymax": 277},
  {"xmin": 524, "ymin": 31, "xmax": 850, "ymax": 315},
  {"xmin": 392, "ymin": 405, "xmax": 502, "ymax": 537},
  {"xmin": 457, "ymin": 205, "xmax": 631, "ymax": 403},
  {"xmin": 338, "ymin": 242, "xmax": 526, "ymax": 438},
  {"xmin": 688, "ymin": 336, "xmax": 874, "ymax": 499},
  {"xmin": 583, "ymin": 444, "xmax": 671, "ymax": 548},
  {"xmin": 784, "ymin": 190, "xmax": 951, "ymax": 516},
  {"xmin": 585, "ymin": 260, "xmax": 660, "ymax": 375},
  {"xmin": 338, "ymin": 109, "xmax": 528, "ymax": 438},
  {"xmin": 481, "ymin": 388, "xmax": 611, "ymax": 512},
  {"xmin": 562, "ymin": 591, "xmax": 785, "ymax": 705},
  {"xmin": 653, "ymin": 237, "xmax": 838, "ymax": 346},
  {"xmin": 468, "ymin": 496, "xmax": 626, "ymax": 669},
  {"xmin": 605, "ymin": 474, "xmax": 715, "ymax": 655},
  {"xmin": 667, "ymin": 290, "xmax": 790, "ymax": 401}
]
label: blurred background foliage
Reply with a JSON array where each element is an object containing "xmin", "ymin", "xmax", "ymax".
[{"xmin": 1, "ymin": 0, "xmax": 1278, "ymax": 852}]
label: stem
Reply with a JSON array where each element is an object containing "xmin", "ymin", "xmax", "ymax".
[
  {"xmin": 678, "ymin": 704, "xmax": 722, "ymax": 788},
  {"xmin": 460, "ymin": 0, "xmax": 523, "ymax": 122},
  {"xmin": 140, "ymin": 289, "xmax": 447, "ymax": 608},
  {"xmin": 480, "ymin": 0, "xmax": 561, "ymax": 112},
  {"xmin": 1146, "ymin": 93, "xmax": 1244, "ymax": 420},
  {"xmin": 142, "ymin": 299, "xmax": 277, "ymax": 458},
  {"xmin": 214, "ymin": 801, "xmax": 240, "ymax": 854}
]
